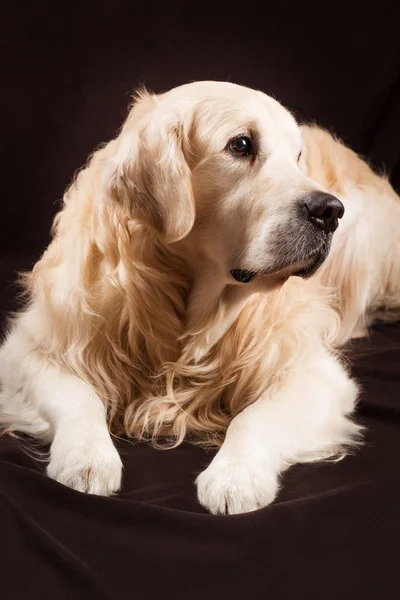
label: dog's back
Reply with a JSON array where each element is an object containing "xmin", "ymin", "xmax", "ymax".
[{"xmin": 303, "ymin": 125, "xmax": 400, "ymax": 342}]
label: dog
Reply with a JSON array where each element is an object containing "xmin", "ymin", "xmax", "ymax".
[{"xmin": 1, "ymin": 81, "xmax": 399, "ymax": 514}]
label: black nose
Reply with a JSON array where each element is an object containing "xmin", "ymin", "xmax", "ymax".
[{"xmin": 304, "ymin": 192, "xmax": 344, "ymax": 233}]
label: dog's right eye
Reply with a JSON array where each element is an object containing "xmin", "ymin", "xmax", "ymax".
[{"xmin": 227, "ymin": 136, "xmax": 253, "ymax": 158}]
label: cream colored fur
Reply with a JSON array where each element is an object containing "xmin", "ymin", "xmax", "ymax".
[{"xmin": 1, "ymin": 81, "xmax": 399, "ymax": 513}]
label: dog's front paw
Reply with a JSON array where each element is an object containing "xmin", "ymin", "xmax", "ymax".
[
  {"xmin": 47, "ymin": 429, "xmax": 123, "ymax": 496},
  {"xmin": 196, "ymin": 451, "xmax": 278, "ymax": 515}
]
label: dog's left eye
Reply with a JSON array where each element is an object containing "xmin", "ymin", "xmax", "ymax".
[
  {"xmin": 297, "ymin": 150, "xmax": 303, "ymax": 162},
  {"xmin": 227, "ymin": 136, "xmax": 253, "ymax": 158}
]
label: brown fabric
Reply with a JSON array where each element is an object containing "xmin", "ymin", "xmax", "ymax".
[{"xmin": 1, "ymin": 322, "xmax": 400, "ymax": 599}]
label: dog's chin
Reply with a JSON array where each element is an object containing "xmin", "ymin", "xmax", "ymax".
[
  {"xmin": 267, "ymin": 246, "xmax": 330, "ymax": 280},
  {"xmin": 287, "ymin": 250, "xmax": 327, "ymax": 278},
  {"xmin": 231, "ymin": 247, "xmax": 329, "ymax": 284}
]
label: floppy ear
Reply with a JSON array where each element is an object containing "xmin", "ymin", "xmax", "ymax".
[{"xmin": 105, "ymin": 93, "xmax": 195, "ymax": 244}]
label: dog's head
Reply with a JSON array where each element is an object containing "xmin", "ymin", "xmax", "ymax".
[{"xmin": 104, "ymin": 81, "xmax": 343, "ymax": 285}]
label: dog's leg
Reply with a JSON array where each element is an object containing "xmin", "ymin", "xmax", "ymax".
[
  {"xmin": 43, "ymin": 369, "xmax": 122, "ymax": 495},
  {"xmin": 0, "ymin": 342, "xmax": 123, "ymax": 495},
  {"xmin": 35, "ymin": 364, "xmax": 123, "ymax": 495},
  {"xmin": 196, "ymin": 349, "xmax": 360, "ymax": 514}
]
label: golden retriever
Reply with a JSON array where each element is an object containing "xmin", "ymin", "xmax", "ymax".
[{"xmin": 1, "ymin": 81, "xmax": 399, "ymax": 514}]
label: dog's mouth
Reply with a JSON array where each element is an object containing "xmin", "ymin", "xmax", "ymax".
[{"xmin": 231, "ymin": 245, "xmax": 329, "ymax": 284}]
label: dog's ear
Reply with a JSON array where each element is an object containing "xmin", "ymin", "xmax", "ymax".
[{"xmin": 104, "ymin": 92, "xmax": 195, "ymax": 244}]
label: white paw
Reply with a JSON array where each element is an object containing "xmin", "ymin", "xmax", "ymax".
[
  {"xmin": 47, "ymin": 429, "xmax": 123, "ymax": 496},
  {"xmin": 196, "ymin": 451, "xmax": 279, "ymax": 515}
]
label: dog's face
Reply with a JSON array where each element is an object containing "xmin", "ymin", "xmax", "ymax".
[{"xmin": 107, "ymin": 81, "xmax": 343, "ymax": 285}]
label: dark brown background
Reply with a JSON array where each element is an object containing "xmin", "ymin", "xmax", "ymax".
[{"xmin": 1, "ymin": 2, "xmax": 400, "ymax": 598}]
